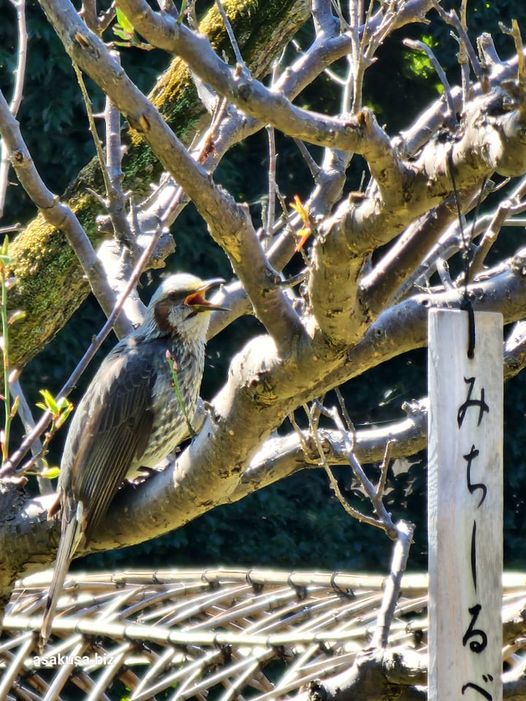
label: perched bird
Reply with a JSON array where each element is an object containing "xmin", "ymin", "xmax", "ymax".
[{"xmin": 40, "ymin": 273, "xmax": 228, "ymax": 646}]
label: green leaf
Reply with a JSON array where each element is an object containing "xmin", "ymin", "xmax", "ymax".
[
  {"xmin": 40, "ymin": 466, "xmax": 61, "ymax": 480},
  {"xmin": 404, "ymin": 50, "xmax": 434, "ymax": 79},
  {"xmin": 8, "ymin": 310, "xmax": 26, "ymax": 325},
  {"xmin": 10, "ymin": 395, "xmax": 19, "ymax": 418},
  {"xmin": 55, "ymin": 401, "xmax": 73, "ymax": 429},
  {"xmin": 113, "ymin": 27, "xmax": 133, "ymax": 41},
  {"xmin": 115, "ymin": 7, "xmax": 135, "ymax": 34},
  {"xmin": 56, "ymin": 396, "xmax": 72, "ymax": 411},
  {"xmin": 37, "ymin": 389, "xmax": 59, "ymax": 415},
  {"xmin": 421, "ymin": 34, "xmax": 438, "ymax": 48}
]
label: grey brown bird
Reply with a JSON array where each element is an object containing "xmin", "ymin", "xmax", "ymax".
[{"xmin": 40, "ymin": 274, "xmax": 227, "ymax": 646}]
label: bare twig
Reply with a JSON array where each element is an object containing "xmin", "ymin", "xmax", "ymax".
[
  {"xmin": 511, "ymin": 19, "xmax": 526, "ymax": 95},
  {"xmin": 436, "ymin": 257, "xmax": 455, "ymax": 290},
  {"xmin": 334, "ymin": 387, "xmax": 356, "ymax": 445},
  {"xmin": 470, "ymin": 200, "xmax": 512, "ymax": 277},
  {"xmin": 74, "ymin": 61, "xmax": 133, "ymax": 248},
  {"xmin": 265, "ymin": 126, "xmax": 277, "ymax": 237},
  {"xmin": 81, "ymin": 0, "xmax": 98, "ymax": 32},
  {"xmin": 305, "ymin": 396, "xmax": 402, "ymax": 536},
  {"xmin": 477, "ymin": 33, "xmax": 502, "ymax": 68},
  {"xmin": 342, "ymin": 61, "xmax": 352, "ymax": 115},
  {"xmin": 6, "ymin": 0, "xmax": 28, "ymax": 119},
  {"xmin": 0, "ymin": 245, "xmax": 13, "ymax": 467},
  {"xmin": 371, "ymin": 519, "xmax": 415, "ymax": 648},
  {"xmin": 375, "ymin": 438, "xmax": 394, "ymax": 500},
  {"xmin": 329, "ymin": 404, "xmax": 397, "ymax": 537},
  {"xmin": 306, "ymin": 399, "xmax": 323, "ymax": 434},
  {"xmin": 215, "ymin": 0, "xmax": 244, "ymax": 66},
  {"xmin": 308, "ymin": 405, "xmax": 385, "ymax": 530},
  {"xmin": 10, "ymin": 379, "xmax": 52, "ymax": 495},
  {"xmin": 502, "ymin": 19, "xmax": 526, "ymax": 92},
  {"xmin": 103, "ymin": 58, "xmax": 135, "ymax": 247},
  {"xmin": 98, "ymin": 3, "xmax": 116, "ymax": 32},
  {"xmin": 0, "ymin": 226, "xmax": 164, "ymax": 477},
  {"xmin": 347, "ymin": 0, "xmax": 362, "ymax": 113},
  {"xmin": 330, "ymin": 0, "xmax": 350, "ymax": 30},
  {"xmin": 288, "ymin": 411, "xmax": 313, "ymax": 461},
  {"xmin": 293, "ymin": 139, "xmax": 321, "ymax": 181},
  {"xmin": 403, "ymin": 39, "xmax": 456, "ymax": 126},
  {"xmin": 459, "ymin": 0, "xmax": 470, "ymax": 105},
  {"xmin": 73, "ymin": 61, "xmax": 129, "ymax": 243},
  {"xmin": 0, "ymin": 0, "xmax": 28, "ymax": 218},
  {"xmin": 433, "ymin": 2, "xmax": 486, "ymax": 90}
]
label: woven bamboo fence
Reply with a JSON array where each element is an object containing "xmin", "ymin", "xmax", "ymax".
[{"xmin": 2, "ymin": 568, "xmax": 526, "ymax": 700}]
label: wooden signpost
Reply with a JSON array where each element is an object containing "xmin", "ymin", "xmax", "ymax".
[{"xmin": 428, "ymin": 309, "xmax": 503, "ymax": 701}]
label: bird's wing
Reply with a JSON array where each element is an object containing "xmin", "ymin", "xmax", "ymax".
[{"xmin": 64, "ymin": 338, "xmax": 161, "ymax": 540}]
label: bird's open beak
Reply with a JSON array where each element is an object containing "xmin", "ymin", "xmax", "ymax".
[{"xmin": 184, "ymin": 278, "xmax": 230, "ymax": 312}]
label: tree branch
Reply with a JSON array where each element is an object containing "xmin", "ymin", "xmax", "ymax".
[
  {"xmin": 5, "ymin": 256, "xmax": 526, "ymax": 584},
  {"xmin": 307, "ymin": 84, "xmax": 526, "ymax": 345},
  {"xmin": 117, "ymin": 0, "xmax": 406, "ymax": 189},
  {"xmin": 6, "ymin": 0, "xmax": 309, "ymax": 371},
  {"xmin": 233, "ymin": 399, "xmax": 428, "ymax": 499},
  {"xmin": 0, "ymin": 88, "xmax": 120, "ymax": 326}
]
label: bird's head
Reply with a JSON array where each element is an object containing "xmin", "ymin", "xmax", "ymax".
[{"xmin": 144, "ymin": 274, "xmax": 228, "ymax": 340}]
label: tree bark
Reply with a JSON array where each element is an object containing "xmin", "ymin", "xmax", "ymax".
[{"xmin": 7, "ymin": 0, "xmax": 309, "ymax": 370}]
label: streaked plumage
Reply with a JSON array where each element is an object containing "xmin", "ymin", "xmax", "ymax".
[{"xmin": 40, "ymin": 274, "xmax": 227, "ymax": 647}]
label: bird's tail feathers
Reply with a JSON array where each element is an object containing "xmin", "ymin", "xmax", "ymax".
[{"xmin": 39, "ymin": 506, "xmax": 81, "ymax": 651}]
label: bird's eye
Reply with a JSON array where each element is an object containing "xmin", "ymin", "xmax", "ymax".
[{"xmin": 168, "ymin": 292, "xmax": 181, "ymax": 302}]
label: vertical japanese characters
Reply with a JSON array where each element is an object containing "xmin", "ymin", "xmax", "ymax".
[
  {"xmin": 458, "ymin": 376, "xmax": 493, "ymax": 700},
  {"xmin": 428, "ymin": 309, "xmax": 503, "ymax": 701}
]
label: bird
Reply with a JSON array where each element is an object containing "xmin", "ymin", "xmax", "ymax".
[{"xmin": 40, "ymin": 273, "xmax": 228, "ymax": 647}]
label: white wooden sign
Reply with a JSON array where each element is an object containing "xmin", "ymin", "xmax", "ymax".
[{"xmin": 428, "ymin": 309, "xmax": 503, "ymax": 701}]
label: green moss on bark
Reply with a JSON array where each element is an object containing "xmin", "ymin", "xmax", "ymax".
[
  {"xmin": 8, "ymin": 194, "xmax": 104, "ymax": 369},
  {"xmin": 9, "ymin": 0, "xmax": 309, "ymax": 369}
]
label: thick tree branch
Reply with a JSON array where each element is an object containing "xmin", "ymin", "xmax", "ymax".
[
  {"xmin": 360, "ymin": 188, "xmax": 480, "ymax": 315},
  {"xmin": 4, "ymin": 257, "xmax": 526, "ymax": 586},
  {"xmin": 231, "ymin": 399, "xmax": 428, "ymax": 499},
  {"xmin": 295, "ymin": 648, "xmax": 427, "ymax": 701},
  {"xmin": 314, "ymin": 252, "xmax": 526, "ymax": 399},
  {"xmin": 308, "ymin": 85, "xmax": 526, "ymax": 345},
  {"xmin": 39, "ymin": 0, "xmax": 306, "ymax": 353},
  {"xmin": 7, "ymin": 0, "xmax": 308, "ymax": 370},
  {"xmin": 118, "ymin": 0, "xmax": 406, "ymax": 191}
]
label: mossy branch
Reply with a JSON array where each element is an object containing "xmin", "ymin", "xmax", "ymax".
[{"xmin": 8, "ymin": 0, "xmax": 309, "ymax": 370}]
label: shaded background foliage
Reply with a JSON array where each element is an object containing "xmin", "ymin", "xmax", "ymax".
[{"xmin": 1, "ymin": 0, "xmax": 526, "ymax": 574}]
